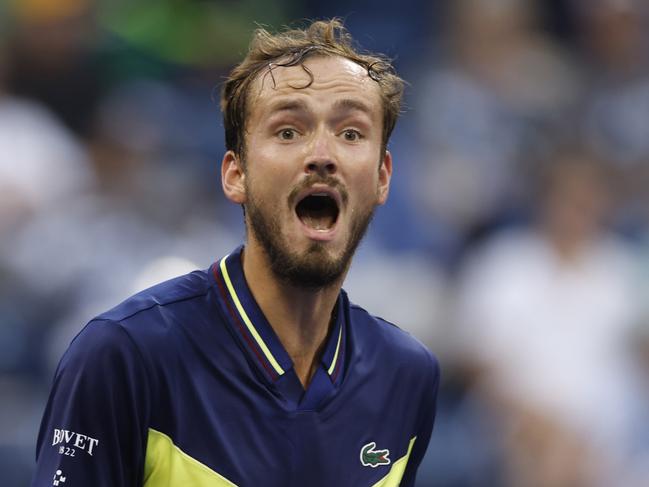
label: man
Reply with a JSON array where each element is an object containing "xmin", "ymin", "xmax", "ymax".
[{"xmin": 32, "ymin": 19, "xmax": 439, "ymax": 486}]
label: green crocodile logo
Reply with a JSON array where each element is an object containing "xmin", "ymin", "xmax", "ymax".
[{"xmin": 360, "ymin": 442, "xmax": 391, "ymax": 468}]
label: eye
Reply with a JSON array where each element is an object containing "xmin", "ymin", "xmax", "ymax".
[
  {"xmin": 342, "ymin": 129, "xmax": 362, "ymax": 142},
  {"xmin": 278, "ymin": 128, "xmax": 297, "ymax": 140}
]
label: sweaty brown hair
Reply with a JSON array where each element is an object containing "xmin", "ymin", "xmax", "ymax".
[{"xmin": 220, "ymin": 18, "xmax": 405, "ymax": 158}]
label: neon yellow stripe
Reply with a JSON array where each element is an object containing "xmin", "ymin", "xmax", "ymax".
[
  {"xmin": 371, "ymin": 437, "xmax": 417, "ymax": 487},
  {"xmin": 219, "ymin": 255, "xmax": 285, "ymax": 375},
  {"xmin": 144, "ymin": 428, "xmax": 237, "ymax": 486},
  {"xmin": 327, "ymin": 324, "xmax": 343, "ymax": 376}
]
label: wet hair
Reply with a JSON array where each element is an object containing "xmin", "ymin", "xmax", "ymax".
[{"xmin": 220, "ymin": 18, "xmax": 405, "ymax": 158}]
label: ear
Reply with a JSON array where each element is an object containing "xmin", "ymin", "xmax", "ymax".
[
  {"xmin": 221, "ymin": 150, "xmax": 246, "ymax": 204},
  {"xmin": 377, "ymin": 150, "xmax": 392, "ymax": 205}
]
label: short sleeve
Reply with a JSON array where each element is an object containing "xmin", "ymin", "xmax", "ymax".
[{"xmin": 31, "ymin": 319, "xmax": 150, "ymax": 487}]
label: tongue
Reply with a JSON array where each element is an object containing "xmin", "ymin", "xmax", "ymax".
[{"xmin": 301, "ymin": 213, "xmax": 335, "ymax": 231}]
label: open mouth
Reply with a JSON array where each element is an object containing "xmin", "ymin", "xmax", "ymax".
[{"xmin": 295, "ymin": 193, "xmax": 340, "ymax": 231}]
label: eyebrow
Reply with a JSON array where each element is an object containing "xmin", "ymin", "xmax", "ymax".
[
  {"xmin": 267, "ymin": 99, "xmax": 309, "ymax": 115},
  {"xmin": 332, "ymin": 98, "xmax": 374, "ymax": 116}
]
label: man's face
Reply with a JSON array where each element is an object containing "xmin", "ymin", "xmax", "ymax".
[{"xmin": 223, "ymin": 55, "xmax": 392, "ymax": 288}]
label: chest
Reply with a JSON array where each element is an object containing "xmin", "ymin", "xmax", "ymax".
[{"xmin": 144, "ymin": 355, "xmax": 422, "ymax": 487}]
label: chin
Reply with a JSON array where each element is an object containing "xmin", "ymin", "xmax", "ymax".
[
  {"xmin": 245, "ymin": 189, "xmax": 374, "ymax": 290},
  {"xmin": 269, "ymin": 240, "xmax": 346, "ymax": 289}
]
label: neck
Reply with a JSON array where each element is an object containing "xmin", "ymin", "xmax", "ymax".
[
  {"xmin": 542, "ymin": 218, "xmax": 596, "ymax": 263},
  {"xmin": 242, "ymin": 238, "xmax": 343, "ymax": 388}
]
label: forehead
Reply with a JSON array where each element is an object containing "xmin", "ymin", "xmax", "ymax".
[{"xmin": 248, "ymin": 55, "xmax": 383, "ymax": 117}]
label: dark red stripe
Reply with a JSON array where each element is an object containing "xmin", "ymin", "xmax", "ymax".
[{"xmin": 212, "ymin": 263, "xmax": 278, "ymax": 381}]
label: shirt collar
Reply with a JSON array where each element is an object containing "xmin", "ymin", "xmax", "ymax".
[
  {"xmin": 212, "ymin": 245, "xmax": 346, "ymax": 386},
  {"xmin": 320, "ymin": 296, "xmax": 346, "ymax": 385}
]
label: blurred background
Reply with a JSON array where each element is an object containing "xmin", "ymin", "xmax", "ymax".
[{"xmin": 2, "ymin": 0, "xmax": 649, "ymax": 485}]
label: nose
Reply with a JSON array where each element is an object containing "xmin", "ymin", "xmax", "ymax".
[{"xmin": 304, "ymin": 130, "xmax": 337, "ymax": 176}]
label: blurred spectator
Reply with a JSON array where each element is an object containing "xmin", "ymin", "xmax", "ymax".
[
  {"xmin": 452, "ymin": 149, "xmax": 645, "ymax": 485},
  {"xmin": 0, "ymin": 94, "xmax": 93, "ymax": 237},
  {"xmin": 575, "ymin": 0, "xmax": 649, "ymax": 233},
  {"xmin": 413, "ymin": 0, "xmax": 581, "ymax": 263},
  {"xmin": 0, "ymin": 25, "xmax": 95, "ymax": 252}
]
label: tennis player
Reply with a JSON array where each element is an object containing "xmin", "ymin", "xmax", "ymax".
[{"xmin": 32, "ymin": 18, "xmax": 439, "ymax": 486}]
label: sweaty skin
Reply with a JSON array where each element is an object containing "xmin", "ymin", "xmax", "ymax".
[{"xmin": 221, "ymin": 56, "xmax": 392, "ymax": 387}]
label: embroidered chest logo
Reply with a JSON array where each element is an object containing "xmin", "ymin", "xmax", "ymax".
[{"xmin": 360, "ymin": 441, "xmax": 391, "ymax": 468}]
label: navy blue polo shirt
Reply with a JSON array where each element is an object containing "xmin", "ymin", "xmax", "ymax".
[{"xmin": 32, "ymin": 246, "xmax": 439, "ymax": 486}]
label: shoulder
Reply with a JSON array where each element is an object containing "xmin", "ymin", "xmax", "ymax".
[
  {"xmin": 61, "ymin": 317, "xmax": 140, "ymax": 372},
  {"xmin": 348, "ymin": 301, "xmax": 440, "ymax": 380},
  {"xmin": 93, "ymin": 268, "xmax": 214, "ymax": 343},
  {"xmin": 66, "ymin": 268, "xmax": 215, "ymax": 365},
  {"xmin": 97, "ymin": 268, "xmax": 213, "ymax": 324},
  {"xmin": 52, "ymin": 318, "xmax": 151, "ymax": 408}
]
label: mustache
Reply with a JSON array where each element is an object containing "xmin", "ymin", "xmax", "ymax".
[{"xmin": 287, "ymin": 175, "xmax": 349, "ymax": 208}]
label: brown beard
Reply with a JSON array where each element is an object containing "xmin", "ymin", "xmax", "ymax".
[{"xmin": 244, "ymin": 175, "xmax": 375, "ymax": 289}]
